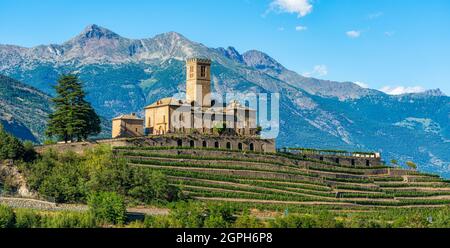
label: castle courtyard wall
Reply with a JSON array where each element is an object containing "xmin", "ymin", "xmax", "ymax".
[{"xmin": 34, "ymin": 135, "xmax": 276, "ymax": 154}]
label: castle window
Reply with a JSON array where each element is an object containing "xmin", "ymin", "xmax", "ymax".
[
  {"xmin": 215, "ymin": 141, "xmax": 220, "ymax": 148},
  {"xmin": 177, "ymin": 139, "xmax": 182, "ymax": 147},
  {"xmin": 190, "ymin": 140, "xmax": 195, "ymax": 147},
  {"xmin": 366, "ymin": 160, "xmax": 370, "ymax": 167},
  {"xmin": 148, "ymin": 117, "xmax": 151, "ymax": 126},
  {"xmin": 226, "ymin": 142, "xmax": 231, "ymax": 150},
  {"xmin": 202, "ymin": 141, "xmax": 207, "ymax": 148},
  {"xmin": 238, "ymin": 143, "xmax": 243, "ymax": 150},
  {"xmin": 335, "ymin": 158, "xmax": 340, "ymax": 164},
  {"xmin": 351, "ymin": 159, "xmax": 356, "ymax": 166},
  {"xmin": 249, "ymin": 143, "xmax": 254, "ymax": 151},
  {"xmin": 200, "ymin": 65, "xmax": 206, "ymax": 77}
]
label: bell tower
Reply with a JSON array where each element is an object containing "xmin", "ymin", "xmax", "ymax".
[{"xmin": 186, "ymin": 58, "xmax": 211, "ymax": 108}]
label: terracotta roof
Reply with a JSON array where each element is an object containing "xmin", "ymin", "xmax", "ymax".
[
  {"xmin": 144, "ymin": 97, "xmax": 185, "ymax": 109},
  {"xmin": 112, "ymin": 113, "xmax": 144, "ymax": 121}
]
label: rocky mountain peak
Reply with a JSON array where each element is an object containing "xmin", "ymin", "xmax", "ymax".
[
  {"xmin": 217, "ymin": 46, "xmax": 244, "ymax": 64},
  {"xmin": 80, "ymin": 24, "xmax": 121, "ymax": 40},
  {"xmin": 403, "ymin": 88, "xmax": 447, "ymax": 98},
  {"xmin": 153, "ymin": 31, "xmax": 190, "ymax": 43},
  {"xmin": 242, "ymin": 50, "xmax": 285, "ymax": 72},
  {"xmin": 422, "ymin": 89, "xmax": 446, "ymax": 97}
]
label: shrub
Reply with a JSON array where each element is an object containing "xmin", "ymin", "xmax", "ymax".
[
  {"xmin": 406, "ymin": 161, "xmax": 418, "ymax": 171},
  {"xmin": 36, "ymin": 151, "xmax": 88, "ymax": 203},
  {"xmin": 43, "ymin": 139, "xmax": 57, "ymax": 145},
  {"xmin": 233, "ymin": 212, "xmax": 264, "ymax": 228},
  {"xmin": 0, "ymin": 124, "xmax": 25, "ymax": 161},
  {"xmin": 203, "ymin": 215, "xmax": 228, "ymax": 228},
  {"xmin": 168, "ymin": 201, "xmax": 206, "ymax": 228},
  {"xmin": 14, "ymin": 209, "xmax": 41, "ymax": 228},
  {"xmin": 269, "ymin": 214, "xmax": 318, "ymax": 228},
  {"xmin": 430, "ymin": 207, "xmax": 450, "ymax": 228},
  {"xmin": 40, "ymin": 211, "xmax": 95, "ymax": 228},
  {"xmin": 0, "ymin": 204, "xmax": 15, "ymax": 228},
  {"xmin": 204, "ymin": 204, "xmax": 236, "ymax": 228},
  {"xmin": 129, "ymin": 169, "xmax": 182, "ymax": 203},
  {"xmin": 22, "ymin": 141, "xmax": 37, "ymax": 162},
  {"xmin": 143, "ymin": 215, "xmax": 171, "ymax": 228},
  {"xmin": 88, "ymin": 192, "xmax": 127, "ymax": 225}
]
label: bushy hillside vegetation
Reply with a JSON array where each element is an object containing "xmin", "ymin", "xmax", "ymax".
[
  {"xmin": 3, "ymin": 140, "xmax": 450, "ymax": 228},
  {"xmin": 20, "ymin": 146, "xmax": 182, "ymax": 204}
]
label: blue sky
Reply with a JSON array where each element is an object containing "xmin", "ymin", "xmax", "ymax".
[{"xmin": 1, "ymin": 0, "xmax": 450, "ymax": 95}]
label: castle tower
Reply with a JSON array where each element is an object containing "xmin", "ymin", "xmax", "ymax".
[{"xmin": 186, "ymin": 58, "xmax": 211, "ymax": 108}]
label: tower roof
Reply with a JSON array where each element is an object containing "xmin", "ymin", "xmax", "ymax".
[{"xmin": 186, "ymin": 58, "xmax": 211, "ymax": 64}]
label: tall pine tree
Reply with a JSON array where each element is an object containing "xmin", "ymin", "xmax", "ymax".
[{"xmin": 46, "ymin": 74, "xmax": 101, "ymax": 142}]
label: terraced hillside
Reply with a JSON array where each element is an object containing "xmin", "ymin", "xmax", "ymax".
[{"xmin": 114, "ymin": 147, "xmax": 450, "ymax": 209}]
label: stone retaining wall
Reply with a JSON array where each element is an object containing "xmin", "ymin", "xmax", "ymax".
[{"xmin": 35, "ymin": 135, "xmax": 276, "ymax": 154}]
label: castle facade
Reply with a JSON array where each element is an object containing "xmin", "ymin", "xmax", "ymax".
[{"xmin": 112, "ymin": 58, "xmax": 274, "ymax": 152}]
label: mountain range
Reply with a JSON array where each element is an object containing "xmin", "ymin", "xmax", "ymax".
[{"xmin": 0, "ymin": 24, "xmax": 449, "ymax": 177}]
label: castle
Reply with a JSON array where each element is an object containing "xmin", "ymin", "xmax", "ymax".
[{"xmin": 112, "ymin": 58, "xmax": 275, "ymax": 152}]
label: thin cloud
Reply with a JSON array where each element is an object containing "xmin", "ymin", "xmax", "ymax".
[
  {"xmin": 368, "ymin": 12, "xmax": 384, "ymax": 20},
  {"xmin": 303, "ymin": 65, "xmax": 328, "ymax": 78},
  {"xmin": 380, "ymin": 86, "xmax": 426, "ymax": 95},
  {"xmin": 384, "ymin": 31, "xmax": 396, "ymax": 37},
  {"xmin": 354, "ymin": 81, "xmax": 369, "ymax": 88},
  {"xmin": 295, "ymin": 25, "xmax": 308, "ymax": 31},
  {"xmin": 346, "ymin": 30, "xmax": 361, "ymax": 38},
  {"xmin": 269, "ymin": 0, "xmax": 313, "ymax": 18}
]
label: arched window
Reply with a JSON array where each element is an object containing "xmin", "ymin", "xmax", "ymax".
[
  {"xmin": 177, "ymin": 139, "xmax": 182, "ymax": 147},
  {"xmin": 226, "ymin": 142, "xmax": 232, "ymax": 150},
  {"xmin": 249, "ymin": 143, "xmax": 254, "ymax": 151},
  {"xmin": 351, "ymin": 159, "xmax": 356, "ymax": 166},
  {"xmin": 238, "ymin": 143, "xmax": 243, "ymax": 150},
  {"xmin": 335, "ymin": 158, "xmax": 340, "ymax": 164},
  {"xmin": 190, "ymin": 140, "xmax": 195, "ymax": 147},
  {"xmin": 214, "ymin": 141, "xmax": 220, "ymax": 148},
  {"xmin": 202, "ymin": 141, "xmax": 207, "ymax": 148},
  {"xmin": 366, "ymin": 160, "xmax": 370, "ymax": 167}
]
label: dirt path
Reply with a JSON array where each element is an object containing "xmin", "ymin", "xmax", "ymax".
[{"xmin": 0, "ymin": 196, "xmax": 169, "ymax": 216}]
